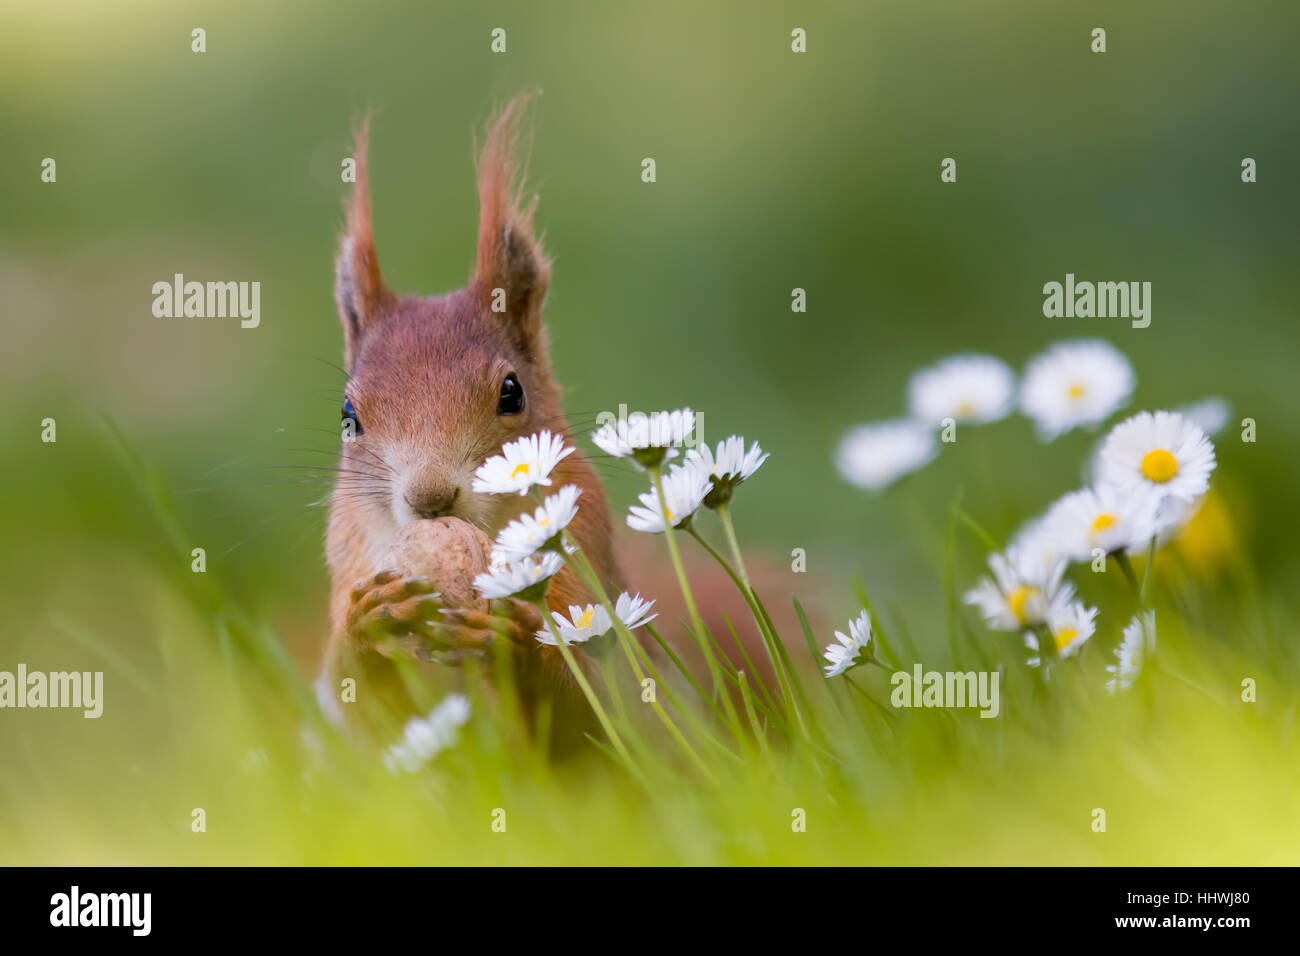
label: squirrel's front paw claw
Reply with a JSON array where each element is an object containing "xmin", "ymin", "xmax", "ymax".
[
  {"xmin": 346, "ymin": 570, "xmax": 442, "ymax": 650},
  {"xmin": 419, "ymin": 615, "xmax": 505, "ymax": 667},
  {"xmin": 417, "ymin": 601, "xmax": 544, "ymax": 668},
  {"xmin": 441, "ymin": 600, "xmax": 543, "ymax": 647},
  {"xmin": 347, "ymin": 572, "xmax": 543, "ymax": 667}
]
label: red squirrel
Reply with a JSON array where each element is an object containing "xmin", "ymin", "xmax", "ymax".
[
  {"xmin": 320, "ymin": 100, "xmax": 620, "ymax": 736},
  {"xmin": 319, "ymin": 99, "xmax": 794, "ymax": 741}
]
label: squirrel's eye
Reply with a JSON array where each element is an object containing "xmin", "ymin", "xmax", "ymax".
[
  {"xmin": 341, "ymin": 396, "xmax": 363, "ymax": 435},
  {"xmin": 498, "ymin": 372, "xmax": 525, "ymax": 416}
]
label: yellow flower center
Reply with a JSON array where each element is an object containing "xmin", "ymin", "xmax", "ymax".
[
  {"xmin": 575, "ymin": 607, "xmax": 596, "ymax": 630},
  {"xmin": 1090, "ymin": 512, "xmax": 1117, "ymax": 534},
  {"xmin": 511, "ymin": 463, "xmax": 531, "ymax": 479},
  {"xmin": 1053, "ymin": 628, "xmax": 1079, "ymax": 652},
  {"xmin": 956, "ymin": 400, "xmax": 975, "ymax": 417},
  {"xmin": 1067, "ymin": 382, "xmax": 1086, "ymax": 399},
  {"xmin": 665, "ymin": 507, "xmax": 676, "ymax": 523},
  {"xmin": 1140, "ymin": 449, "xmax": 1179, "ymax": 483},
  {"xmin": 1007, "ymin": 586, "xmax": 1039, "ymax": 624}
]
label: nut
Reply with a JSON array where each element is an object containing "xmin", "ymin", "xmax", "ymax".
[{"xmin": 383, "ymin": 517, "xmax": 493, "ymax": 612}]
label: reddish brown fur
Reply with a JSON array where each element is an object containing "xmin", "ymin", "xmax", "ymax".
[
  {"xmin": 319, "ymin": 101, "xmax": 806, "ymax": 747},
  {"xmin": 321, "ymin": 99, "xmax": 621, "ymax": 738}
]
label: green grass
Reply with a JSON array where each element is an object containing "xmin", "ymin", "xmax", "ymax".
[
  {"xmin": 3, "ymin": 0, "xmax": 1299, "ymax": 866},
  {"xmin": 3, "ymin": 420, "xmax": 1297, "ymax": 867}
]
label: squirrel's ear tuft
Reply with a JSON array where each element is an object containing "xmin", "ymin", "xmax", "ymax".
[
  {"xmin": 474, "ymin": 96, "xmax": 551, "ymax": 359},
  {"xmin": 335, "ymin": 115, "xmax": 393, "ymax": 371}
]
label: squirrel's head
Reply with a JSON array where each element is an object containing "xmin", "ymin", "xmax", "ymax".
[{"xmin": 332, "ymin": 101, "xmax": 563, "ymax": 547}]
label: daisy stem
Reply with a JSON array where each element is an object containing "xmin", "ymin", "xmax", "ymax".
[
  {"xmin": 843, "ymin": 670, "xmax": 893, "ymax": 721},
  {"xmin": 650, "ymin": 464, "xmax": 745, "ymax": 739},
  {"xmin": 1112, "ymin": 552, "xmax": 1141, "ymax": 595},
  {"xmin": 532, "ymin": 598, "xmax": 640, "ymax": 781},
  {"xmin": 714, "ymin": 502, "xmax": 751, "ymax": 588},
  {"xmin": 560, "ymin": 537, "xmax": 717, "ymax": 782},
  {"xmin": 1139, "ymin": 536, "xmax": 1158, "ymax": 605},
  {"xmin": 687, "ymin": 525, "xmax": 799, "ymax": 720},
  {"xmin": 1156, "ymin": 660, "xmax": 1219, "ymax": 703},
  {"xmin": 600, "ymin": 654, "xmax": 632, "ymax": 728},
  {"xmin": 710, "ymin": 504, "xmax": 802, "ymax": 715},
  {"xmin": 650, "ymin": 465, "xmax": 704, "ymax": 630},
  {"xmin": 641, "ymin": 624, "xmax": 748, "ymax": 765},
  {"xmin": 952, "ymin": 504, "xmax": 1002, "ymax": 554}
]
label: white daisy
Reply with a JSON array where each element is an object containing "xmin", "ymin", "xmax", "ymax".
[
  {"xmin": 1177, "ymin": 397, "xmax": 1232, "ymax": 438},
  {"xmin": 835, "ymin": 420, "xmax": 938, "ymax": 492},
  {"xmin": 1046, "ymin": 601, "xmax": 1097, "ymax": 659},
  {"xmin": 627, "ymin": 464, "xmax": 711, "ymax": 533},
  {"xmin": 591, "ymin": 408, "xmax": 696, "ymax": 468},
  {"xmin": 491, "ymin": 485, "xmax": 582, "ymax": 563},
  {"xmin": 473, "ymin": 550, "xmax": 566, "ymax": 600},
  {"xmin": 965, "ymin": 548, "xmax": 1074, "ymax": 631},
  {"xmin": 382, "ymin": 694, "xmax": 471, "ymax": 774},
  {"xmin": 908, "ymin": 354, "xmax": 1016, "ymax": 426},
  {"xmin": 536, "ymin": 592, "xmax": 658, "ymax": 646},
  {"xmin": 1038, "ymin": 481, "xmax": 1162, "ymax": 562},
  {"xmin": 1006, "ymin": 518, "xmax": 1073, "ymax": 584},
  {"xmin": 685, "ymin": 435, "xmax": 769, "ymax": 508},
  {"xmin": 1025, "ymin": 601, "xmax": 1097, "ymax": 666},
  {"xmin": 823, "ymin": 610, "xmax": 874, "ymax": 677},
  {"xmin": 1106, "ymin": 611, "xmax": 1156, "ymax": 694},
  {"xmin": 1151, "ymin": 493, "xmax": 1205, "ymax": 543},
  {"xmin": 1097, "ymin": 410, "xmax": 1216, "ymax": 504},
  {"xmin": 472, "ymin": 430, "xmax": 575, "ymax": 496},
  {"xmin": 1019, "ymin": 339, "xmax": 1134, "ymax": 440}
]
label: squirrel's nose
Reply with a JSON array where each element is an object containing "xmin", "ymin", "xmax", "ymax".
[{"xmin": 405, "ymin": 484, "xmax": 460, "ymax": 520}]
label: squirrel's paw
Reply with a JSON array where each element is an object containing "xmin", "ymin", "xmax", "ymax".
[
  {"xmin": 346, "ymin": 573, "xmax": 544, "ymax": 667},
  {"xmin": 345, "ymin": 569, "xmax": 445, "ymax": 660},
  {"xmin": 423, "ymin": 600, "xmax": 545, "ymax": 667},
  {"xmin": 435, "ymin": 599, "xmax": 544, "ymax": 651}
]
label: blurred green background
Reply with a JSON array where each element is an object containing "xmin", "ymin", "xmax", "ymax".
[{"xmin": 2, "ymin": 0, "xmax": 1298, "ymax": 863}]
